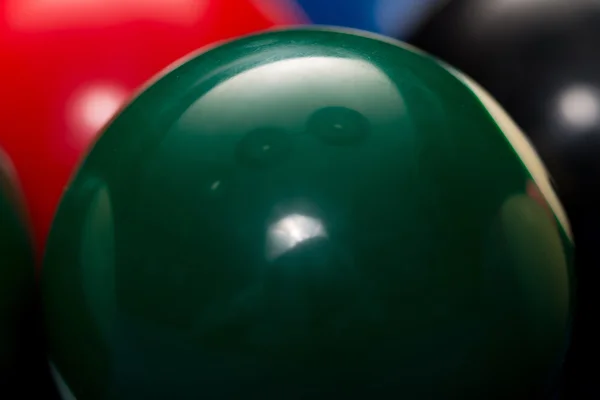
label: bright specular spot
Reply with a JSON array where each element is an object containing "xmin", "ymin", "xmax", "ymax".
[
  {"xmin": 69, "ymin": 83, "xmax": 128, "ymax": 144},
  {"xmin": 266, "ymin": 213, "xmax": 327, "ymax": 260},
  {"xmin": 49, "ymin": 361, "xmax": 77, "ymax": 400},
  {"xmin": 557, "ymin": 84, "xmax": 600, "ymax": 131}
]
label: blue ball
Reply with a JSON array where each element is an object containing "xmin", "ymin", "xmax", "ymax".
[{"xmin": 294, "ymin": 0, "xmax": 440, "ymax": 37}]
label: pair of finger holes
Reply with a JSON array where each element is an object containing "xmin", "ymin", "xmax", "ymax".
[{"xmin": 236, "ymin": 107, "xmax": 370, "ymax": 168}]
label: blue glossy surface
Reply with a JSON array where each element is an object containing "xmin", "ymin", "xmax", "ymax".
[{"xmin": 295, "ymin": 0, "xmax": 440, "ymax": 37}]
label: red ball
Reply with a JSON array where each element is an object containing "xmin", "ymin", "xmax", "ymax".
[{"xmin": 0, "ymin": 0, "xmax": 302, "ymax": 261}]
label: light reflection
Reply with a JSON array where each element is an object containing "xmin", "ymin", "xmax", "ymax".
[
  {"xmin": 210, "ymin": 180, "xmax": 221, "ymax": 191},
  {"xmin": 471, "ymin": 0, "xmax": 580, "ymax": 33},
  {"xmin": 481, "ymin": 0, "xmax": 572, "ymax": 16},
  {"xmin": 0, "ymin": 148, "xmax": 27, "ymax": 226},
  {"xmin": 177, "ymin": 56, "xmax": 404, "ymax": 136},
  {"xmin": 68, "ymin": 83, "xmax": 128, "ymax": 146},
  {"xmin": 266, "ymin": 213, "xmax": 327, "ymax": 261},
  {"xmin": 557, "ymin": 84, "xmax": 600, "ymax": 131},
  {"xmin": 6, "ymin": 0, "xmax": 207, "ymax": 31},
  {"xmin": 0, "ymin": 147, "xmax": 19, "ymax": 192},
  {"xmin": 81, "ymin": 180, "xmax": 117, "ymax": 341},
  {"xmin": 49, "ymin": 361, "xmax": 76, "ymax": 400},
  {"xmin": 496, "ymin": 194, "xmax": 570, "ymax": 321}
]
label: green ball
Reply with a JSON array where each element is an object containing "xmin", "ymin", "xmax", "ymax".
[{"xmin": 43, "ymin": 28, "xmax": 574, "ymax": 399}]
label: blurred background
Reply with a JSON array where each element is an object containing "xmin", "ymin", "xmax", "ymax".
[{"xmin": 1, "ymin": 0, "xmax": 597, "ymax": 398}]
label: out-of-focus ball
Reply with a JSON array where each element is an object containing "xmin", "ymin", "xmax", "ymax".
[
  {"xmin": 291, "ymin": 0, "xmax": 441, "ymax": 37},
  {"xmin": 43, "ymin": 28, "xmax": 574, "ymax": 399},
  {"xmin": 0, "ymin": 150, "xmax": 36, "ymax": 390}
]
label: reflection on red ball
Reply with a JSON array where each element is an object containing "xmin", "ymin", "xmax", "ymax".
[{"xmin": 0, "ymin": 0, "xmax": 301, "ymax": 261}]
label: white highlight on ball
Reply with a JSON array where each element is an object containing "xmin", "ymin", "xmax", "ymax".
[
  {"xmin": 557, "ymin": 84, "xmax": 600, "ymax": 131},
  {"xmin": 49, "ymin": 361, "xmax": 77, "ymax": 400},
  {"xmin": 177, "ymin": 56, "xmax": 404, "ymax": 137},
  {"xmin": 267, "ymin": 213, "xmax": 327, "ymax": 261},
  {"xmin": 69, "ymin": 83, "xmax": 128, "ymax": 146}
]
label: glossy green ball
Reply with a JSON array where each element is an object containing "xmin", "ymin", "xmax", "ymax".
[{"xmin": 43, "ymin": 28, "xmax": 574, "ymax": 399}]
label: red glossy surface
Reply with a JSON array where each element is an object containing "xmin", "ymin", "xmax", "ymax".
[{"xmin": 0, "ymin": 0, "xmax": 302, "ymax": 261}]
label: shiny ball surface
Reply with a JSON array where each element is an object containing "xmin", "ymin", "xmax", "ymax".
[{"xmin": 43, "ymin": 28, "xmax": 574, "ymax": 399}]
